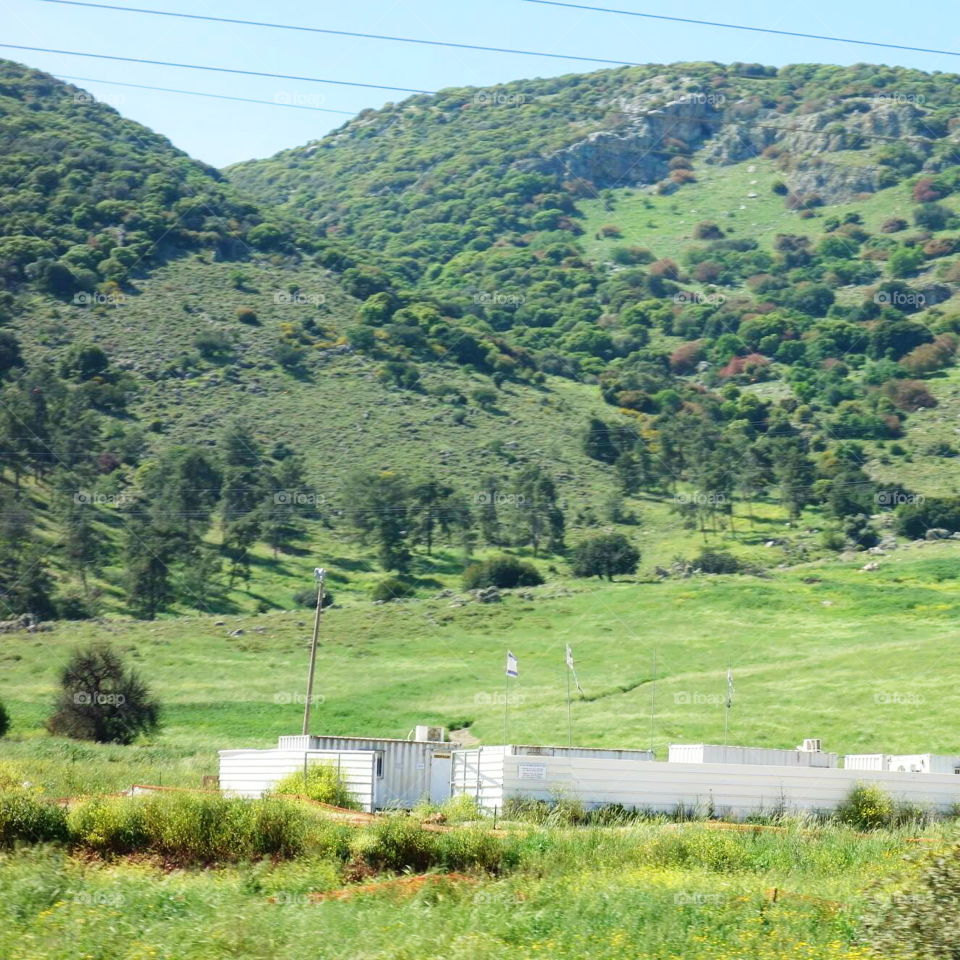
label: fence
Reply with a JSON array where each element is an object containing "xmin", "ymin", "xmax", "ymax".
[{"xmin": 451, "ymin": 750, "xmax": 960, "ymax": 817}]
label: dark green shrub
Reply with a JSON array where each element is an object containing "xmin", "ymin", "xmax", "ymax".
[
  {"xmin": 571, "ymin": 533, "xmax": 640, "ymax": 580},
  {"xmin": 692, "ymin": 549, "xmax": 741, "ymax": 574},
  {"xmin": 463, "ymin": 555, "xmax": 543, "ymax": 590},
  {"xmin": 0, "ymin": 791, "xmax": 68, "ymax": 847},
  {"xmin": 292, "ymin": 587, "xmax": 334, "ymax": 608},
  {"xmin": 47, "ymin": 644, "xmax": 161, "ymax": 745},
  {"xmin": 0, "ymin": 700, "xmax": 9, "ymax": 738},
  {"xmin": 371, "ymin": 577, "xmax": 415, "ymax": 602}
]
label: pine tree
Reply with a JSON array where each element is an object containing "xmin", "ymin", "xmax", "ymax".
[
  {"xmin": 345, "ymin": 470, "xmax": 411, "ymax": 572},
  {"xmin": 516, "ymin": 465, "xmax": 565, "ymax": 557}
]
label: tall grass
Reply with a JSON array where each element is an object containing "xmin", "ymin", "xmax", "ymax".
[
  {"xmin": 0, "ymin": 825, "xmax": 902, "ymax": 959},
  {"xmin": 64, "ymin": 793, "xmax": 310, "ymax": 863}
]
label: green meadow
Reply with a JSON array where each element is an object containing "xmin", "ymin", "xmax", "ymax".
[{"xmin": 2, "ymin": 542, "xmax": 959, "ymax": 796}]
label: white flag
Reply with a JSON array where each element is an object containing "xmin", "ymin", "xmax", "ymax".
[
  {"xmin": 506, "ymin": 651, "xmax": 518, "ymax": 678},
  {"xmin": 726, "ymin": 668, "xmax": 735, "ymax": 709},
  {"xmin": 565, "ymin": 644, "xmax": 583, "ymax": 695}
]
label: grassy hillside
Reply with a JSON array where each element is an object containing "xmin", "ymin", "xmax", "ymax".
[{"xmin": 3, "ymin": 543, "xmax": 959, "ymax": 795}]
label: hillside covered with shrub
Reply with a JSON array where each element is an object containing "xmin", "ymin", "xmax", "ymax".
[{"xmin": 2, "ymin": 58, "xmax": 960, "ymax": 623}]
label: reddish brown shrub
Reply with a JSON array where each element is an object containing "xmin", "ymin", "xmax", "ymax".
[
  {"xmin": 912, "ymin": 178, "xmax": 945, "ymax": 203},
  {"xmin": 881, "ymin": 218, "xmax": 909, "ymax": 233},
  {"xmin": 649, "ymin": 258, "xmax": 680, "ymax": 279},
  {"xmin": 669, "ymin": 340, "xmax": 706, "ymax": 374},
  {"xmin": 883, "ymin": 379, "xmax": 938, "ymax": 412},
  {"xmin": 923, "ymin": 237, "xmax": 956, "ymax": 259},
  {"xmin": 899, "ymin": 335, "xmax": 958, "ymax": 376}
]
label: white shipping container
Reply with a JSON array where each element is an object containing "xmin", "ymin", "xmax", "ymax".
[
  {"xmin": 889, "ymin": 754, "xmax": 960, "ymax": 774},
  {"xmin": 218, "ymin": 748, "xmax": 377, "ymax": 810},
  {"xmin": 275, "ymin": 734, "xmax": 451, "ymax": 808},
  {"xmin": 844, "ymin": 754, "xmax": 960, "ymax": 774},
  {"xmin": 669, "ymin": 744, "xmax": 837, "ymax": 768},
  {"xmin": 843, "ymin": 754, "xmax": 888, "ymax": 771},
  {"xmin": 453, "ymin": 748, "xmax": 960, "ymax": 817}
]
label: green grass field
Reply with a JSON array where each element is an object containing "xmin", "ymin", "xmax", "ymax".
[{"xmin": 2, "ymin": 541, "xmax": 959, "ymax": 796}]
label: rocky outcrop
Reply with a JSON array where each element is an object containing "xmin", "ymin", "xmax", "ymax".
[
  {"xmin": 785, "ymin": 161, "xmax": 882, "ymax": 203},
  {"xmin": 522, "ymin": 93, "xmax": 940, "ymax": 199},
  {"xmin": 527, "ymin": 98, "xmax": 725, "ymax": 189}
]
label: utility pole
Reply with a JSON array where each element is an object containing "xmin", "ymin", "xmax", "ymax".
[
  {"xmin": 649, "ymin": 647, "xmax": 657, "ymax": 755},
  {"xmin": 301, "ymin": 567, "xmax": 326, "ymax": 736}
]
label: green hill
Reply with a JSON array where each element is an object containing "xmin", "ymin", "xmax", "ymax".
[{"xmin": 2, "ymin": 58, "xmax": 960, "ymax": 625}]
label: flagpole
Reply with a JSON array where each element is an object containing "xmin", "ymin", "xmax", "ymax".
[
  {"xmin": 504, "ymin": 669, "xmax": 509, "ymax": 745},
  {"xmin": 566, "ymin": 655, "xmax": 573, "ymax": 747},
  {"xmin": 723, "ymin": 664, "xmax": 731, "ymax": 762}
]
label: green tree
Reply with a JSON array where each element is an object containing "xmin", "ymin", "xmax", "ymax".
[
  {"xmin": 123, "ymin": 516, "xmax": 178, "ymax": 620},
  {"xmin": 47, "ymin": 644, "xmax": 160, "ymax": 744},
  {"xmin": 515, "ymin": 465, "xmax": 565, "ymax": 557},
  {"xmin": 409, "ymin": 477, "xmax": 469, "ymax": 555},
  {"xmin": 571, "ymin": 533, "xmax": 640, "ymax": 580},
  {"xmin": 345, "ymin": 470, "xmax": 411, "ymax": 572}
]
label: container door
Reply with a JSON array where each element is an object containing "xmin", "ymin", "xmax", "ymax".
[{"xmin": 430, "ymin": 754, "xmax": 452, "ymax": 804}]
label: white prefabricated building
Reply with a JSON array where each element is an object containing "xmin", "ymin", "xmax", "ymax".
[
  {"xmin": 219, "ymin": 732, "xmax": 453, "ymax": 809},
  {"xmin": 844, "ymin": 753, "xmax": 960, "ymax": 774},
  {"xmin": 451, "ymin": 747, "xmax": 960, "ymax": 817},
  {"xmin": 669, "ymin": 743, "xmax": 838, "ymax": 768}
]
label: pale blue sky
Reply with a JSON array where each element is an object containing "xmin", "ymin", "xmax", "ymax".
[{"xmin": 4, "ymin": 0, "xmax": 959, "ymax": 167}]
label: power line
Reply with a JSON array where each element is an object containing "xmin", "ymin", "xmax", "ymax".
[
  {"xmin": 57, "ymin": 74, "xmax": 357, "ymax": 114},
  {"xmin": 516, "ymin": 0, "xmax": 960, "ymax": 58},
  {"xmin": 34, "ymin": 0, "xmax": 638, "ymax": 68},
  {"xmin": 0, "ymin": 43, "xmax": 435, "ymax": 95}
]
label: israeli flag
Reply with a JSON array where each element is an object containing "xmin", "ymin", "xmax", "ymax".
[{"xmin": 506, "ymin": 651, "xmax": 518, "ymax": 678}]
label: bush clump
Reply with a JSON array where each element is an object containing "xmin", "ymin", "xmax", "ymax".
[
  {"xmin": 371, "ymin": 577, "xmax": 415, "ymax": 602},
  {"xmin": 835, "ymin": 783, "xmax": 895, "ymax": 830},
  {"xmin": 0, "ymin": 700, "xmax": 9, "ymax": 738},
  {"xmin": 292, "ymin": 587, "xmax": 335, "ymax": 609},
  {"xmin": 67, "ymin": 792, "xmax": 309, "ymax": 862},
  {"xmin": 0, "ymin": 790, "xmax": 69, "ymax": 847},
  {"xmin": 348, "ymin": 813, "xmax": 514, "ymax": 874},
  {"xmin": 273, "ymin": 763, "xmax": 359, "ymax": 810},
  {"xmin": 463, "ymin": 555, "xmax": 543, "ymax": 590},
  {"xmin": 692, "ymin": 549, "xmax": 742, "ymax": 574},
  {"xmin": 863, "ymin": 842, "xmax": 960, "ymax": 958}
]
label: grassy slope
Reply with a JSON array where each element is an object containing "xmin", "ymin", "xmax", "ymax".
[
  {"xmin": 3, "ymin": 542, "xmax": 959, "ymax": 794},
  {"xmin": 578, "ymin": 155, "xmax": 957, "ymax": 262},
  {"xmin": 17, "ymin": 251, "xmax": 850, "ymax": 615}
]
